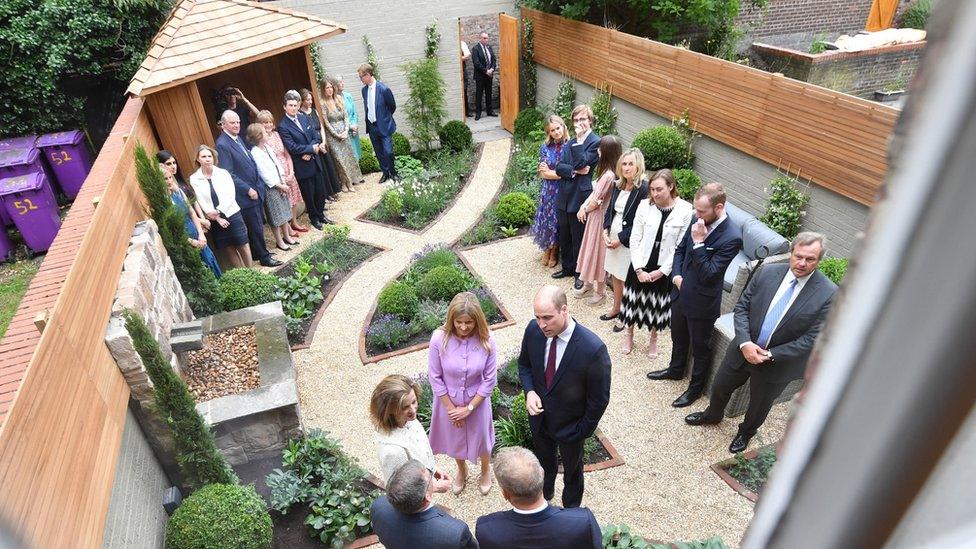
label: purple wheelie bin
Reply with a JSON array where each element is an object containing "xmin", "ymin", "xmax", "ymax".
[
  {"xmin": 0, "ymin": 173, "xmax": 61, "ymax": 254},
  {"xmin": 37, "ymin": 131, "xmax": 92, "ymax": 199},
  {"xmin": 0, "ymin": 146, "xmax": 56, "ymax": 226},
  {"xmin": 0, "ymin": 135, "xmax": 37, "ymax": 151}
]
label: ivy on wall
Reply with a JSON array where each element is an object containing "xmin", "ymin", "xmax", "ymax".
[
  {"xmin": 520, "ymin": 18, "xmax": 537, "ymax": 108},
  {"xmin": 362, "ymin": 34, "xmax": 380, "ymax": 78}
]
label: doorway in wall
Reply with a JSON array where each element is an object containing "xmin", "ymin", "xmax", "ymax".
[{"xmin": 458, "ymin": 14, "xmax": 508, "ymax": 142}]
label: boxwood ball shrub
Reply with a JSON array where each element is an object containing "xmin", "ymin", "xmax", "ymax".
[
  {"xmin": 513, "ymin": 107, "xmax": 545, "ymax": 140},
  {"xmin": 377, "ymin": 281, "xmax": 420, "ymax": 320},
  {"xmin": 672, "ymin": 168, "xmax": 702, "ymax": 200},
  {"xmin": 218, "ymin": 268, "xmax": 279, "ymax": 311},
  {"xmin": 416, "ymin": 265, "xmax": 473, "ymax": 302},
  {"xmin": 632, "ymin": 125, "xmax": 694, "ymax": 171},
  {"xmin": 165, "ymin": 484, "xmax": 272, "ymax": 549},
  {"xmin": 392, "ymin": 132, "xmax": 411, "ymax": 156},
  {"xmin": 411, "ymin": 248, "xmax": 458, "ymax": 277},
  {"xmin": 359, "ymin": 138, "xmax": 381, "ymax": 174},
  {"xmin": 438, "ymin": 120, "xmax": 473, "ymax": 152},
  {"xmin": 495, "ymin": 192, "xmax": 536, "ymax": 227}
]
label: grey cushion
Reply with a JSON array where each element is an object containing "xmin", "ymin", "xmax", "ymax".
[
  {"xmin": 724, "ymin": 202, "xmax": 755, "ymax": 229},
  {"xmin": 724, "ymin": 251, "xmax": 749, "ymax": 292},
  {"xmin": 740, "ymin": 217, "xmax": 789, "ymax": 261}
]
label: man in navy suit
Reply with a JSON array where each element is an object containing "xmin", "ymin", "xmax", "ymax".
[
  {"xmin": 277, "ymin": 90, "xmax": 333, "ymax": 229},
  {"xmin": 648, "ymin": 183, "xmax": 742, "ymax": 407},
  {"xmin": 518, "ymin": 285, "xmax": 611, "ymax": 508},
  {"xmin": 215, "ymin": 110, "xmax": 280, "ymax": 267},
  {"xmin": 357, "ymin": 63, "xmax": 399, "ymax": 183},
  {"xmin": 476, "ymin": 447, "xmax": 601, "ymax": 549},
  {"xmin": 553, "ymin": 105, "xmax": 600, "ymax": 290},
  {"xmin": 470, "ymin": 31, "xmax": 497, "ymax": 120},
  {"xmin": 685, "ymin": 232, "xmax": 837, "ymax": 453},
  {"xmin": 370, "ymin": 460, "xmax": 477, "ymax": 549}
]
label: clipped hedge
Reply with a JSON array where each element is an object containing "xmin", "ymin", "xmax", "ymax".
[
  {"xmin": 360, "ymin": 138, "xmax": 381, "ymax": 174},
  {"xmin": 438, "ymin": 120, "xmax": 473, "ymax": 152},
  {"xmin": 166, "ymin": 484, "xmax": 272, "ymax": 549},
  {"xmin": 632, "ymin": 126, "xmax": 694, "ymax": 171},
  {"xmin": 416, "ymin": 265, "xmax": 472, "ymax": 302},
  {"xmin": 496, "ymin": 192, "xmax": 536, "ymax": 227},
  {"xmin": 377, "ymin": 281, "xmax": 420, "ymax": 320},
  {"xmin": 392, "ymin": 132, "xmax": 411, "ymax": 156},
  {"xmin": 217, "ymin": 268, "xmax": 278, "ymax": 312},
  {"xmin": 513, "ymin": 107, "xmax": 546, "ymax": 140}
]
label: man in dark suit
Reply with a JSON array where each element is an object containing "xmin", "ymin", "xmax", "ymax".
[
  {"xmin": 686, "ymin": 232, "xmax": 837, "ymax": 453},
  {"xmin": 358, "ymin": 63, "xmax": 399, "ymax": 183},
  {"xmin": 370, "ymin": 460, "xmax": 477, "ymax": 549},
  {"xmin": 518, "ymin": 285, "xmax": 611, "ymax": 508},
  {"xmin": 553, "ymin": 105, "xmax": 600, "ymax": 290},
  {"xmin": 648, "ymin": 183, "xmax": 742, "ymax": 407},
  {"xmin": 475, "ymin": 447, "xmax": 601, "ymax": 549},
  {"xmin": 277, "ymin": 90, "xmax": 333, "ymax": 229},
  {"xmin": 215, "ymin": 110, "xmax": 281, "ymax": 267},
  {"xmin": 471, "ymin": 32, "xmax": 497, "ymax": 120}
]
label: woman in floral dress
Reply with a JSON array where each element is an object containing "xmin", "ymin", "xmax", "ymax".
[
  {"xmin": 257, "ymin": 110, "xmax": 307, "ymax": 233},
  {"xmin": 530, "ymin": 114, "xmax": 568, "ymax": 267},
  {"xmin": 321, "ymin": 78, "xmax": 364, "ymax": 192}
]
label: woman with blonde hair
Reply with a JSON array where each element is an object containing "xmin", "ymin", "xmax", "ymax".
[
  {"xmin": 320, "ymin": 77, "xmax": 364, "ymax": 191},
  {"xmin": 427, "ymin": 292, "xmax": 498, "ymax": 496},
  {"xmin": 600, "ymin": 148, "xmax": 649, "ymax": 331},
  {"xmin": 256, "ymin": 109, "xmax": 307, "ymax": 233},
  {"xmin": 371, "ymin": 374, "xmax": 452, "ymax": 492},
  {"xmin": 530, "ymin": 114, "xmax": 568, "ymax": 267},
  {"xmin": 248, "ymin": 123, "xmax": 299, "ymax": 252},
  {"xmin": 188, "ymin": 144, "xmax": 252, "ymax": 268}
]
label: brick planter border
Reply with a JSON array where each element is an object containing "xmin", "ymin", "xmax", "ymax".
[{"xmin": 709, "ymin": 441, "xmax": 781, "ymax": 503}]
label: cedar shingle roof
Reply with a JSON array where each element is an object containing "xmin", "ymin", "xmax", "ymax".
[{"xmin": 127, "ymin": 0, "xmax": 345, "ymax": 96}]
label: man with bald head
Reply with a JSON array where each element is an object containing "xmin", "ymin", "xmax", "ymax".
[{"xmin": 517, "ymin": 285, "xmax": 611, "ymax": 508}]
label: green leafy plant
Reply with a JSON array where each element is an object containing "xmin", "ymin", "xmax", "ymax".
[
  {"xmin": 550, "ymin": 80, "xmax": 577, "ymax": 125},
  {"xmin": 727, "ymin": 445, "xmax": 777, "ymax": 493},
  {"xmin": 217, "ymin": 268, "xmax": 279, "ymax": 312},
  {"xmin": 410, "ymin": 299, "xmax": 450, "ymax": 336},
  {"xmin": 134, "ymin": 145, "xmax": 221, "ymax": 316},
  {"xmin": 602, "ymin": 523, "xmax": 649, "ymax": 548},
  {"xmin": 122, "ymin": 311, "xmax": 237, "ymax": 490},
  {"xmin": 632, "ymin": 125, "xmax": 695, "ymax": 171},
  {"xmin": 401, "ymin": 54, "xmax": 447, "ymax": 151},
  {"xmin": 494, "ymin": 392, "xmax": 532, "ymax": 450},
  {"xmin": 414, "ymin": 374, "xmax": 435, "ymax": 430},
  {"xmin": 298, "ymin": 226, "xmax": 375, "ymax": 274},
  {"xmin": 166, "ymin": 484, "xmax": 271, "ymax": 549},
  {"xmin": 359, "ymin": 138, "xmax": 381, "ymax": 174},
  {"xmin": 366, "ymin": 314, "xmax": 412, "ymax": 349},
  {"xmin": 809, "ymin": 32, "xmax": 829, "ymax": 54},
  {"xmin": 266, "ymin": 468, "xmax": 312, "ymax": 514},
  {"xmin": 424, "ymin": 20, "xmax": 441, "ymax": 59},
  {"xmin": 474, "ymin": 287, "xmax": 500, "ymax": 319},
  {"xmin": 496, "ymin": 192, "xmax": 537, "ymax": 227},
  {"xmin": 500, "ymin": 225, "xmax": 519, "ymax": 238},
  {"xmin": 818, "ymin": 257, "xmax": 848, "ymax": 285},
  {"xmin": 497, "ymin": 356, "xmax": 522, "ymax": 388},
  {"xmin": 393, "ymin": 132, "xmax": 412, "ymax": 156},
  {"xmin": 367, "ymin": 148, "xmax": 475, "ymax": 229},
  {"xmin": 362, "ymin": 35, "xmax": 380, "ymax": 78},
  {"xmin": 673, "ymin": 168, "xmax": 702, "ymax": 200},
  {"xmin": 514, "ymin": 107, "xmax": 546, "ymax": 140},
  {"xmin": 460, "ymin": 207, "xmax": 503, "ymax": 246},
  {"xmin": 760, "ymin": 174, "xmax": 809, "ymax": 240},
  {"xmin": 310, "ymin": 43, "xmax": 326, "ymax": 81},
  {"xmin": 408, "ymin": 247, "xmax": 459, "ymax": 279},
  {"xmin": 438, "ymin": 120, "xmax": 473, "ymax": 152},
  {"xmin": 490, "ymin": 386, "xmax": 514, "ymax": 416},
  {"xmin": 520, "ymin": 18, "xmax": 538, "ymax": 107},
  {"xmin": 649, "ymin": 539, "xmax": 728, "ymax": 549},
  {"xmin": 900, "ymin": 0, "xmax": 931, "ymax": 29},
  {"xmin": 415, "ymin": 265, "xmax": 475, "ymax": 302},
  {"xmin": 394, "ymin": 155, "xmax": 425, "ymax": 182},
  {"xmin": 305, "ymin": 483, "xmax": 374, "ymax": 547},
  {"xmin": 275, "ymin": 259, "xmax": 325, "ymax": 323},
  {"xmin": 379, "ymin": 189, "xmax": 404, "ymax": 218},
  {"xmin": 377, "ymin": 281, "xmax": 420, "ymax": 320},
  {"xmin": 591, "ymin": 83, "xmax": 618, "ymax": 136}
]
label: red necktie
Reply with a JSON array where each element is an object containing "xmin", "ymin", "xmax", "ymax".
[{"xmin": 545, "ymin": 337, "xmax": 557, "ymax": 389}]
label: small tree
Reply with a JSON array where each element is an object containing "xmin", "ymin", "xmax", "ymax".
[
  {"xmin": 362, "ymin": 35, "xmax": 380, "ymax": 79},
  {"xmin": 134, "ymin": 144, "xmax": 222, "ymax": 315},
  {"xmin": 401, "ymin": 58, "xmax": 447, "ymax": 151},
  {"xmin": 760, "ymin": 174, "xmax": 810, "ymax": 240},
  {"xmin": 591, "ymin": 83, "xmax": 617, "ymax": 136},
  {"xmin": 123, "ymin": 310, "xmax": 238, "ymax": 490},
  {"xmin": 550, "ymin": 80, "xmax": 576, "ymax": 125}
]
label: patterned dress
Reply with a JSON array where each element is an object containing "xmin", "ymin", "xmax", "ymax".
[
  {"xmin": 530, "ymin": 141, "xmax": 563, "ymax": 250},
  {"xmin": 622, "ymin": 205, "xmax": 674, "ymax": 330},
  {"xmin": 323, "ymin": 102, "xmax": 364, "ymax": 187},
  {"xmin": 266, "ymin": 130, "xmax": 303, "ymax": 207},
  {"xmin": 342, "ymin": 91, "xmax": 362, "ymax": 159}
]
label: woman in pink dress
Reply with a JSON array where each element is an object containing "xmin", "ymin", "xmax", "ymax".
[
  {"xmin": 257, "ymin": 110, "xmax": 307, "ymax": 233},
  {"xmin": 428, "ymin": 292, "xmax": 497, "ymax": 496},
  {"xmin": 573, "ymin": 135, "xmax": 623, "ymax": 305}
]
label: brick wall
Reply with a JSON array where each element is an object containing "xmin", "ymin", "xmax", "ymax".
[
  {"xmin": 737, "ymin": 0, "xmax": 874, "ymax": 40},
  {"xmin": 537, "ymin": 65, "xmax": 868, "ymax": 258},
  {"xmin": 270, "ymin": 0, "xmax": 516, "ymax": 138}
]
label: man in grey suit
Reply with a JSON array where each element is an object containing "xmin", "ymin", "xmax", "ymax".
[
  {"xmin": 370, "ymin": 460, "xmax": 478, "ymax": 549},
  {"xmin": 685, "ymin": 232, "xmax": 838, "ymax": 453}
]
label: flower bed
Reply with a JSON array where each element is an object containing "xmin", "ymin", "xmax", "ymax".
[
  {"xmin": 361, "ymin": 145, "xmax": 479, "ymax": 232},
  {"xmin": 362, "ymin": 244, "xmax": 512, "ymax": 360},
  {"xmin": 710, "ymin": 443, "xmax": 778, "ymax": 503},
  {"xmin": 460, "ymin": 138, "xmax": 538, "ymax": 247}
]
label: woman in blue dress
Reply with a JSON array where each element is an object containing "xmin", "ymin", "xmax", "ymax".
[
  {"xmin": 530, "ymin": 114, "xmax": 568, "ymax": 267},
  {"xmin": 337, "ymin": 75, "xmax": 362, "ymax": 160},
  {"xmin": 158, "ymin": 151, "xmax": 222, "ymax": 278}
]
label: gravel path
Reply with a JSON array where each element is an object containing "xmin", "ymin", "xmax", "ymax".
[{"xmin": 291, "ymin": 138, "xmax": 787, "ymax": 547}]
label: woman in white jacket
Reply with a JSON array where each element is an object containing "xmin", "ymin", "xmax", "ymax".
[
  {"xmin": 620, "ymin": 169, "xmax": 694, "ymax": 357},
  {"xmin": 247, "ymin": 123, "xmax": 299, "ymax": 252}
]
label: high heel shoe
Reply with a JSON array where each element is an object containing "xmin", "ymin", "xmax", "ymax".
[
  {"xmin": 478, "ymin": 473, "xmax": 492, "ymax": 495},
  {"xmin": 647, "ymin": 333, "xmax": 659, "ymax": 359},
  {"xmin": 622, "ymin": 333, "xmax": 634, "ymax": 355},
  {"xmin": 275, "ymin": 244, "xmax": 291, "ymax": 252},
  {"xmin": 452, "ymin": 478, "xmax": 466, "ymax": 496},
  {"xmin": 291, "ymin": 225, "xmax": 309, "ymax": 233},
  {"xmin": 283, "ymin": 238, "xmax": 299, "ymax": 246}
]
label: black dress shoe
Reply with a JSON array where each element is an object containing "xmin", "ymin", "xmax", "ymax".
[
  {"xmin": 551, "ymin": 270, "xmax": 571, "ymax": 279},
  {"xmin": 646, "ymin": 368, "xmax": 682, "ymax": 381},
  {"xmin": 379, "ymin": 175, "xmax": 390, "ymax": 184},
  {"xmin": 310, "ymin": 220, "xmax": 323, "ymax": 230},
  {"xmin": 685, "ymin": 411, "xmax": 721, "ymax": 426},
  {"xmin": 486, "ymin": 112, "xmax": 497, "ymax": 117},
  {"xmin": 261, "ymin": 258, "xmax": 283, "ymax": 267},
  {"xmin": 672, "ymin": 389, "xmax": 702, "ymax": 408},
  {"xmin": 475, "ymin": 115, "xmax": 482, "ymax": 121},
  {"xmin": 573, "ymin": 277, "xmax": 584, "ymax": 290},
  {"xmin": 321, "ymin": 216, "xmax": 335, "ymax": 225},
  {"xmin": 729, "ymin": 434, "xmax": 751, "ymax": 454},
  {"xmin": 466, "ymin": 112, "xmax": 475, "ymax": 118}
]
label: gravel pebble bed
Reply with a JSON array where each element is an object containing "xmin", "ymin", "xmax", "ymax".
[
  {"xmin": 184, "ymin": 325, "xmax": 259, "ymax": 401},
  {"xmin": 289, "ymin": 138, "xmax": 782, "ymax": 547}
]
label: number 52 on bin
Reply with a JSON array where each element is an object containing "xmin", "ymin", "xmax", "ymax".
[{"xmin": 12, "ymin": 199, "xmax": 39, "ymax": 215}]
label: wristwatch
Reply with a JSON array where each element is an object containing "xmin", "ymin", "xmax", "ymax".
[{"xmin": 466, "ymin": 404, "xmax": 474, "ymax": 412}]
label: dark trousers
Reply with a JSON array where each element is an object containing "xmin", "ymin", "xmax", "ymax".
[
  {"xmin": 557, "ymin": 209, "xmax": 585, "ymax": 275},
  {"xmin": 297, "ymin": 174, "xmax": 326, "ymax": 224},
  {"xmin": 704, "ymin": 363, "xmax": 791, "ymax": 439},
  {"xmin": 318, "ymin": 152, "xmax": 342, "ymax": 196},
  {"xmin": 532, "ymin": 430, "xmax": 585, "ymax": 508},
  {"xmin": 369, "ymin": 131, "xmax": 396, "ymax": 179},
  {"xmin": 474, "ymin": 73, "xmax": 494, "ymax": 115},
  {"xmin": 240, "ymin": 204, "xmax": 271, "ymax": 263},
  {"xmin": 667, "ymin": 298, "xmax": 716, "ymax": 395}
]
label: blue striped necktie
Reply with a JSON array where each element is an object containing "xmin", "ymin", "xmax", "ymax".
[{"xmin": 757, "ymin": 278, "xmax": 798, "ymax": 348}]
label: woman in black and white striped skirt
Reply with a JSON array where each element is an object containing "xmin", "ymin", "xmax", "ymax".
[{"xmin": 620, "ymin": 169, "xmax": 694, "ymax": 357}]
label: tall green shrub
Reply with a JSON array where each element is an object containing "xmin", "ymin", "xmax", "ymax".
[
  {"xmin": 632, "ymin": 126, "xmax": 695, "ymax": 171},
  {"xmin": 900, "ymin": 0, "xmax": 931, "ymax": 29},
  {"xmin": 166, "ymin": 484, "xmax": 271, "ymax": 549},
  {"xmin": 760, "ymin": 174, "xmax": 809, "ymax": 240},
  {"xmin": 122, "ymin": 310, "xmax": 237, "ymax": 490},
  {"xmin": 520, "ymin": 19, "xmax": 537, "ymax": 107},
  {"xmin": 134, "ymin": 144, "xmax": 221, "ymax": 316},
  {"xmin": 514, "ymin": 107, "xmax": 546, "ymax": 141},
  {"xmin": 591, "ymin": 84, "xmax": 618, "ymax": 136},
  {"xmin": 550, "ymin": 80, "xmax": 577, "ymax": 125},
  {"xmin": 401, "ymin": 54, "xmax": 447, "ymax": 151}
]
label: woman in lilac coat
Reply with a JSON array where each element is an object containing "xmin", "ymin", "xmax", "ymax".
[{"xmin": 428, "ymin": 291, "xmax": 498, "ymax": 496}]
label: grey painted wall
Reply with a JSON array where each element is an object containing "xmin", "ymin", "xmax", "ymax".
[
  {"xmin": 271, "ymin": 0, "xmax": 516, "ymax": 140},
  {"xmin": 101, "ymin": 408, "xmax": 169, "ymax": 549},
  {"xmin": 537, "ymin": 65, "xmax": 868, "ymax": 258}
]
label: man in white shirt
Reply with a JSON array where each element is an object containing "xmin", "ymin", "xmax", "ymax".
[
  {"xmin": 685, "ymin": 232, "xmax": 838, "ymax": 453},
  {"xmin": 357, "ymin": 63, "xmax": 399, "ymax": 183}
]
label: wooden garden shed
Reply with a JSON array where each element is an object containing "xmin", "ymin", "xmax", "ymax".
[{"xmin": 126, "ymin": 0, "xmax": 346, "ymax": 173}]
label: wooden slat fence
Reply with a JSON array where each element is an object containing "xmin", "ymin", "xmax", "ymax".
[
  {"xmin": 0, "ymin": 96, "xmax": 155, "ymax": 547},
  {"xmin": 523, "ymin": 8, "xmax": 898, "ymax": 206}
]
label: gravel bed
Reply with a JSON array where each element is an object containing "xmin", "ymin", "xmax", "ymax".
[{"xmin": 184, "ymin": 325, "xmax": 260, "ymax": 401}]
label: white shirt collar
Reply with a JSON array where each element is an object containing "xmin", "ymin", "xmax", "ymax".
[
  {"xmin": 223, "ymin": 130, "xmax": 240, "ymax": 141},
  {"xmin": 708, "ymin": 213, "xmax": 727, "ymax": 232},
  {"xmin": 784, "ymin": 269, "xmax": 814, "ymax": 287},
  {"xmin": 512, "ymin": 502, "xmax": 548, "ymax": 515},
  {"xmin": 555, "ymin": 318, "xmax": 576, "ymax": 344},
  {"xmin": 576, "ymin": 129, "xmax": 592, "ymax": 144}
]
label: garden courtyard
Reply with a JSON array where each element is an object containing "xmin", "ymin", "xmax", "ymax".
[{"xmin": 261, "ymin": 136, "xmax": 789, "ymax": 544}]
